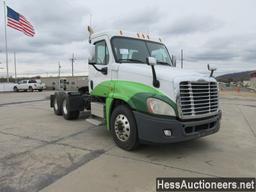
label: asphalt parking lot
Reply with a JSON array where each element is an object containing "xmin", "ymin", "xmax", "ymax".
[{"xmin": 0, "ymin": 91, "xmax": 255, "ymax": 192}]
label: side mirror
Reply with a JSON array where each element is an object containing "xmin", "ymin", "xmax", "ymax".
[
  {"xmin": 88, "ymin": 44, "xmax": 95, "ymax": 64},
  {"xmin": 207, "ymin": 64, "xmax": 217, "ymax": 77},
  {"xmin": 147, "ymin": 57, "xmax": 157, "ymax": 66},
  {"xmin": 88, "ymin": 59, "xmax": 95, "ymax": 65}
]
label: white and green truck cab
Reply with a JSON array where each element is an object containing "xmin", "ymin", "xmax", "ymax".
[{"xmin": 50, "ymin": 28, "xmax": 222, "ymax": 150}]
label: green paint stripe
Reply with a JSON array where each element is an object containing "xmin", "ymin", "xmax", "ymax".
[{"xmin": 91, "ymin": 80, "xmax": 177, "ymax": 129}]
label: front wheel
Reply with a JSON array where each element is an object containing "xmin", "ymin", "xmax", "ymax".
[
  {"xmin": 29, "ymin": 86, "xmax": 33, "ymax": 92},
  {"xmin": 110, "ymin": 105, "xmax": 139, "ymax": 151}
]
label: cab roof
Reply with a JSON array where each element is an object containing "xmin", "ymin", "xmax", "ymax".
[{"xmin": 91, "ymin": 30, "xmax": 164, "ymax": 44}]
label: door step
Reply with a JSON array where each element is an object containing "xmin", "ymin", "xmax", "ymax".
[{"xmin": 86, "ymin": 117, "xmax": 104, "ymax": 126}]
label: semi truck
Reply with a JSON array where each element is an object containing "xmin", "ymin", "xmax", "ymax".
[{"xmin": 50, "ymin": 27, "xmax": 221, "ymax": 150}]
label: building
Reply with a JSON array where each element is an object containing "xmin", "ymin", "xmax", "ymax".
[
  {"xmin": 41, "ymin": 76, "xmax": 88, "ymax": 91},
  {"xmin": 250, "ymin": 71, "xmax": 256, "ymax": 90}
]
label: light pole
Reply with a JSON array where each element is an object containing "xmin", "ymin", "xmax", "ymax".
[
  {"xmin": 70, "ymin": 53, "xmax": 76, "ymax": 76},
  {"xmin": 14, "ymin": 51, "xmax": 17, "ymax": 82},
  {"xmin": 58, "ymin": 62, "xmax": 61, "ymax": 90}
]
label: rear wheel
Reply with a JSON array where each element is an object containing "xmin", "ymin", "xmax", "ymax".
[
  {"xmin": 110, "ymin": 105, "xmax": 139, "ymax": 150},
  {"xmin": 53, "ymin": 95, "xmax": 62, "ymax": 116},
  {"xmin": 62, "ymin": 98, "xmax": 80, "ymax": 120}
]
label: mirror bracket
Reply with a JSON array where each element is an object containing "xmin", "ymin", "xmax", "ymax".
[
  {"xmin": 147, "ymin": 57, "xmax": 160, "ymax": 88},
  {"xmin": 151, "ymin": 66, "xmax": 160, "ymax": 88},
  {"xmin": 207, "ymin": 64, "xmax": 217, "ymax": 77},
  {"xmin": 89, "ymin": 62, "xmax": 108, "ymax": 75}
]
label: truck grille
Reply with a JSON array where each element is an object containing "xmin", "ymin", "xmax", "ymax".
[{"xmin": 179, "ymin": 81, "xmax": 219, "ymax": 118}]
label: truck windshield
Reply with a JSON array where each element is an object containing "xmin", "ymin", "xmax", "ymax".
[{"xmin": 111, "ymin": 37, "xmax": 172, "ymax": 65}]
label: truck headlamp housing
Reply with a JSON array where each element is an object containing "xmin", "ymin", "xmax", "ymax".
[{"xmin": 147, "ymin": 98, "xmax": 176, "ymax": 116}]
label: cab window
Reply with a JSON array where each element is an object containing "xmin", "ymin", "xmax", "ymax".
[{"xmin": 95, "ymin": 41, "xmax": 109, "ymax": 65}]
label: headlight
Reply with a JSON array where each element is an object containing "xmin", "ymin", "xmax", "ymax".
[{"xmin": 147, "ymin": 98, "xmax": 176, "ymax": 116}]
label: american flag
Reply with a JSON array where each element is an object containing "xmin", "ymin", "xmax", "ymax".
[{"xmin": 7, "ymin": 6, "xmax": 35, "ymax": 37}]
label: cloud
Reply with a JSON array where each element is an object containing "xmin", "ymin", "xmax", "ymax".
[
  {"xmin": 189, "ymin": 50, "xmax": 237, "ymax": 62},
  {"xmin": 242, "ymin": 48, "xmax": 256, "ymax": 62},
  {"xmin": 0, "ymin": 0, "xmax": 91, "ymax": 75},
  {"xmin": 185, "ymin": 33, "xmax": 256, "ymax": 64},
  {"xmin": 1, "ymin": 0, "xmax": 256, "ymax": 77},
  {"xmin": 112, "ymin": 7, "xmax": 161, "ymax": 31},
  {"xmin": 162, "ymin": 15, "xmax": 223, "ymax": 36},
  {"xmin": 1, "ymin": 0, "xmax": 90, "ymax": 52}
]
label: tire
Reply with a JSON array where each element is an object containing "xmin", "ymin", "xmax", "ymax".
[
  {"xmin": 61, "ymin": 97, "xmax": 80, "ymax": 120},
  {"xmin": 110, "ymin": 105, "xmax": 139, "ymax": 150},
  {"xmin": 38, "ymin": 89, "xmax": 43, "ymax": 92},
  {"xmin": 53, "ymin": 95, "xmax": 63, "ymax": 116},
  {"xmin": 29, "ymin": 86, "xmax": 33, "ymax": 92},
  {"xmin": 13, "ymin": 87, "xmax": 19, "ymax": 92}
]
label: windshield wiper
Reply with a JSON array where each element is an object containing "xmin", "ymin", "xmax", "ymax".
[
  {"xmin": 157, "ymin": 61, "xmax": 171, "ymax": 66},
  {"xmin": 117, "ymin": 59, "xmax": 145, "ymax": 63}
]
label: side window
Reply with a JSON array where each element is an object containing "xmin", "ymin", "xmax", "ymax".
[{"xmin": 95, "ymin": 41, "xmax": 109, "ymax": 65}]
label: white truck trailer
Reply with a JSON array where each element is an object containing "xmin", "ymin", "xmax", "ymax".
[{"xmin": 50, "ymin": 28, "xmax": 221, "ymax": 150}]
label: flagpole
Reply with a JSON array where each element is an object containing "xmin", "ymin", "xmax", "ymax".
[{"xmin": 3, "ymin": 0, "xmax": 9, "ymax": 83}]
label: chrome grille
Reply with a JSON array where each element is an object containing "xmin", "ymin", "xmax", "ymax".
[{"xmin": 179, "ymin": 81, "xmax": 219, "ymax": 118}]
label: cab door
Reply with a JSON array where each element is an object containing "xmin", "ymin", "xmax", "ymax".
[{"xmin": 89, "ymin": 37, "xmax": 112, "ymax": 94}]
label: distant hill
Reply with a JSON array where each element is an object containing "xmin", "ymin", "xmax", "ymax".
[{"xmin": 216, "ymin": 70, "xmax": 255, "ymax": 83}]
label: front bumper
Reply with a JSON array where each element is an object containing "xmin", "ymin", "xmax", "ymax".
[{"xmin": 134, "ymin": 111, "xmax": 222, "ymax": 144}]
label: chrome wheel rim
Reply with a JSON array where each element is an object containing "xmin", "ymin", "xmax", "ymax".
[
  {"xmin": 62, "ymin": 99, "xmax": 68, "ymax": 115},
  {"xmin": 114, "ymin": 114, "xmax": 130, "ymax": 142}
]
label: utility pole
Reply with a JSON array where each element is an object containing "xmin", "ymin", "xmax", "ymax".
[
  {"xmin": 70, "ymin": 53, "xmax": 76, "ymax": 76},
  {"xmin": 181, "ymin": 49, "xmax": 184, "ymax": 69},
  {"xmin": 14, "ymin": 51, "xmax": 17, "ymax": 82}
]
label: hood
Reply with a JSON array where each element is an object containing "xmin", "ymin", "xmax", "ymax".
[
  {"xmin": 118, "ymin": 63, "xmax": 216, "ymax": 83},
  {"xmin": 117, "ymin": 63, "xmax": 217, "ymax": 102}
]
